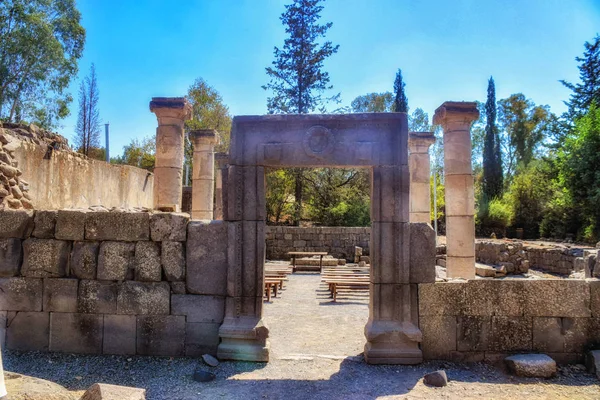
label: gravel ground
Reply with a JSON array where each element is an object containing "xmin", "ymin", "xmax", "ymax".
[{"xmin": 3, "ymin": 273, "xmax": 600, "ymax": 399}]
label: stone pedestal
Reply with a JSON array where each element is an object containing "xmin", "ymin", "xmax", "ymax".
[
  {"xmin": 149, "ymin": 98, "xmax": 192, "ymax": 212},
  {"xmin": 214, "ymin": 153, "xmax": 229, "ymax": 220},
  {"xmin": 433, "ymin": 102, "xmax": 479, "ymax": 279},
  {"xmin": 408, "ymin": 132, "xmax": 435, "ymax": 224},
  {"xmin": 190, "ymin": 130, "xmax": 220, "ymax": 220}
]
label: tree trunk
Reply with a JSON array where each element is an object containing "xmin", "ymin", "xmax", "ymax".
[{"xmin": 293, "ymin": 168, "xmax": 303, "ymax": 226}]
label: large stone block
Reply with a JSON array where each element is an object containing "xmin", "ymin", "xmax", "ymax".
[
  {"xmin": 489, "ymin": 316, "xmax": 532, "ymax": 352},
  {"xmin": 0, "ymin": 277, "xmax": 42, "ymax": 311},
  {"xmin": 6, "ymin": 311, "xmax": 49, "ymax": 351},
  {"xmin": 70, "ymin": 241, "xmax": 99, "ymax": 280},
  {"xmin": 226, "ymin": 165, "xmax": 266, "ymax": 221},
  {"xmin": 32, "ymin": 210, "xmax": 57, "ymax": 239},
  {"xmin": 0, "ymin": 210, "xmax": 34, "ymax": 238},
  {"xmin": 136, "ymin": 315, "xmax": 185, "ymax": 356},
  {"xmin": 171, "ymin": 295, "xmax": 225, "ymax": 323},
  {"xmin": 103, "ymin": 314, "xmax": 136, "ymax": 355},
  {"xmin": 457, "ymin": 316, "xmax": 490, "ymax": 351},
  {"xmin": 591, "ymin": 281, "xmax": 600, "ymax": 318},
  {"xmin": 43, "ymin": 278, "xmax": 78, "ymax": 312},
  {"xmin": 524, "ymin": 280, "xmax": 590, "ymax": 317},
  {"xmin": 409, "ymin": 223, "xmax": 436, "ymax": 283},
  {"xmin": 49, "ymin": 312, "xmax": 103, "ymax": 354},
  {"xmin": 21, "ymin": 239, "xmax": 70, "ymax": 278},
  {"xmin": 370, "ymin": 222, "xmax": 410, "ymax": 283},
  {"xmin": 370, "ymin": 166, "xmax": 410, "ymax": 223},
  {"xmin": 420, "ymin": 315, "xmax": 457, "ymax": 360},
  {"xmin": 186, "ymin": 220, "xmax": 227, "ymax": 296},
  {"xmin": 86, "ymin": 211, "xmax": 150, "ymax": 241},
  {"xmin": 97, "ymin": 241, "xmax": 135, "ymax": 281},
  {"xmin": 117, "ymin": 281, "xmax": 170, "ymax": 315},
  {"xmin": 185, "ymin": 322, "xmax": 220, "ymax": 356},
  {"xmin": 55, "ymin": 210, "xmax": 87, "ymax": 240},
  {"xmin": 532, "ymin": 317, "xmax": 590, "ymax": 353},
  {"xmin": 444, "ymin": 174, "xmax": 475, "ymax": 217},
  {"xmin": 150, "ymin": 212, "xmax": 189, "ymax": 241},
  {"xmin": 446, "ymin": 216, "xmax": 475, "ymax": 258},
  {"xmin": 78, "ymin": 280, "xmax": 118, "ymax": 314},
  {"xmin": 0, "ymin": 238, "xmax": 22, "ymax": 277},
  {"xmin": 161, "ymin": 241, "xmax": 185, "ymax": 281},
  {"xmin": 134, "ymin": 241, "xmax": 161, "ymax": 282}
]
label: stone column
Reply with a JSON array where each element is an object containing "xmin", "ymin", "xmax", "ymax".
[
  {"xmin": 149, "ymin": 97, "xmax": 192, "ymax": 212},
  {"xmin": 408, "ymin": 132, "xmax": 435, "ymax": 224},
  {"xmin": 433, "ymin": 102, "xmax": 479, "ymax": 279},
  {"xmin": 214, "ymin": 152, "xmax": 229, "ymax": 220},
  {"xmin": 190, "ymin": 130, "xmax": 220, "ymax": 220}
]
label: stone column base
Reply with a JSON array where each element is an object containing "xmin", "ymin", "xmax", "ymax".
[
  {"xmin": 217, "ymin": 316, "xmax": 270, "ymax": 362},
  {"xmin": 364, "ymin": 320, "xmax": 423, "ymax": 364}
]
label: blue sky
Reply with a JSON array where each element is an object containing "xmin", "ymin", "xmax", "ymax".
[{"xmin": 62, "ymin": 0, "xmax": 600, "ymax": 157}]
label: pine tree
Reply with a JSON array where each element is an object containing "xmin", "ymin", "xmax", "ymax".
[
  {"xmin": 561, "ymin": 35, "xmax": 600, "ymax": 118},
  {"xmin": 393, "ymin": 69, "xmax": 408, "ymax": 113},
  {"xmin": 75, "ymin": 64, "xmax": 101, "ymax": 157},
  {"xmin": 482, "ymin": 77, "xmax": 503, "ymax": 199},
  {"xmin": 263, "ymin": 0, "xmax": 339, "ymax": 225}
]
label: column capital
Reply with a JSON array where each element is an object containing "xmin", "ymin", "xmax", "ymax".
[
  {"xmin": 433, "ymin": 101, "xmax": 479, "ymax": 128},
  {"xmin": 149, "ymin": 97, "xmax": 192, "ymax": 121},
  {"xmin": 190, "ymin": 129, "xmax": 221, "ymax": 146},
  {"xmin": 408, "ymin": 132, "xmax": 435, "ymax": 153}
]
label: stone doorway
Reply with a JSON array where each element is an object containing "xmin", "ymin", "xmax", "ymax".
[{"xmin": 217, "ymin": 114, "xmax": 434, "ymax": 364}]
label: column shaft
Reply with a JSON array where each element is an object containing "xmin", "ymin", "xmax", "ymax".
[
  {"xmin": 408, "ymin": 133, "xmax": 435, "ymax": 223},
  {"xmin": 190, "ymin": 130, "xmax": 220, "ymax": 220}
]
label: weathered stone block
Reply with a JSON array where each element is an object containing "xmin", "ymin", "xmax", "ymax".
[
  {"xmin": 171, "ymin": 295, "xmax": 225, "ymax": 323},
  {"xmin": 457, "ymin": 316, "xmax": 490, "ymax": 352},
  {"xmin": 532, "ymin": 317, "xmax": 590, "ymax": 353},
  {"xmin": 103, "ymin": 314, "xmax": 136, "ymax": 355},
  {"xmin": 97, "ymin": 241, "xmax": 135, "ymax": 281},
  {"xmin": 78, "ymin": 280, "xmax": 118, "ymax": 314},
  {"xmin": 420, "ymin": 315, "xmax": 457, "ymax": 360},
  {"xmin": 136, "ymin": 315, "xmax": 185, "ymax": 356},
  {"xmin": 49, "ymin": 312, "xmax": 103, "ymax": 354},
  {"xmin": 117, "ymin": 281, "xmax": 170, "ymax": 315},
  {"xmin": 43, "ymin": 278, "xmax": 78, "ymax": 312},
  {"xmin": 170, "ymin": 281, "xmax": 186, "ymax": 294},
  {"xmin": 489, "ymin": 316, "xmax": 532, "ymax": 352},
  {"xmin": 0, "ymin": 238, "xmax": 22, "ymax": 277},
  {"xmin": 162, "ymin": 241, "xmax": 185, "ymax": 281},
  {"xmin": 0, "ymin": 311, "xmax": 5, "ymax": 348},
  {"xmin": 55, "ymin": 210, "xmax": 87, "ymax": 240},
  {"xmin": 150, "ymin": 212, "xmax": 189, "ymax": 241},
  {"xmin": 0, "ymin": 209, "xmax": 34, "ymax": 238},
  {"xmin": 591, "ymin": 281, "xmax": 600, "ymax": 318},
  {"xmin": 418, "ymin": 282, "xmax": 465, "ymax": 316},
  {"xmin": 0, "ymin": 277, "xmax": 42, "ymax": 311},
  {"xmin": 6, "ymin": 311, "xmax": 49, "ymax": 351},
  {"xmin": 524, "ymin": 280, "xmax": 590, "ymax": 317},
  {"xmin": 409, "ymin": 223, "xmax": 435, "ymax": 283},
  {"xmin": 135, "ymin": 241, "xmax": 161, "ymax": 282},
  {"xmin": 21, "ymin": 239, "xmax": 70, "ymax": 278},
  {"xmin": 70, "ymin": 241, "xmax": 99, "ymax": 279},
  {"xmin": 81, "ymin": 383, "xmax": 146, "ymax": 400},
  {"xmin": 505, "ymin": 354, "xmax": 556, "ymax": 378},
  {"xmin": 32, "ymin": 210, "xmax": 57, "ymax": 239},
  {"xmin": 86, "ymin": 211, "xmax": 150, "ymax": 241},
  {"xmin": 185, "ymin": 322, "xmax": 220, "ymax": 356},
  {"xmin": 187, "ymin": 220, "xmax": 227, "ymax": 295}
]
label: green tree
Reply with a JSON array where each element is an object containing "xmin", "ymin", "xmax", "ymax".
[
  {"xmin": 266, "ymin": 169, "xmax": 295, "ymax": 224},
  {"xmin": 482, "ymin": 77, "xmax": 503, "ymax": 200},
  {"xmin": 263, "ymin": 0, "xmax": 339, "ymax": 226},
  {"xmin": 112, "ymin": 136, "xmax": 155, "ymax": 172},
  {"xmin": 409, "ymin": 107, "xmax": 430, "ymax": 132},
  {"xmin": 393, "ymin": 69, "xmax": 408, "ymax": 113},
  {"xmin": 74, "ymin": 64, "xmax": 100, "ymax": 157},
  {"xmin": 350, "ymin": 92, "xmax": 393, "ymax": 112},
  {"xmin": 561, "ymin": 35, "xmax": 600, "ymax": 119},
  {"xmin": 0, "ymin": 0, "xmax": 85, "ymax": 129}
]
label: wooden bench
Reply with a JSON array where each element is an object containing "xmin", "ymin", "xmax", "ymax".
[
  {"xmin": 321, "ymin": 279, "xmax": 370, "ymax": 302},
  {"xmin": 288, "ymin": 251, "xmax": 328, "ymax": 273},
  {"xmin": 264, "ymin": 278, "xmax": 285, "ymax": 301}
]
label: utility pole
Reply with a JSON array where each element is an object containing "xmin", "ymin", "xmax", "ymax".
[{"xmin": 104, "ymin": 123, "xmax": 110, "ymax": 162}]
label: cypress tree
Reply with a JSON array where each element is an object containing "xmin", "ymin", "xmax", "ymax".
[
  {"xmin": 483, "ymin": 77, "xmax": 503, "ymax": 199},
  {"xmin": 393, "ymin": 69, "xmax": 408, "ymax": 113}
]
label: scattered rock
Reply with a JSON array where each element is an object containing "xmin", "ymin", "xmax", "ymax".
[
  {"xmin": 475, "ymin": 264, "xmax": 496, "ymax": 277},
  {"xmin": 81, "ymin": 383, "xmax": 146, "ymax": 399},
  {"xmin": 505, "ymin": 354, "xmax": 557, "ymax": 378},
  {"xmin": 585, "ymin": 350, "xmax": 600, "ymax": 380},
  {"xmin": 202, "ymin": 354, "xmax": 219, "ymax": 367},
  {"xmin": 193, "ymin": 368, "xmax": 216, "ymax": 382},
  {"xmin": 423, "ymin": 370, "xmax": 448, "ymax": 387}
]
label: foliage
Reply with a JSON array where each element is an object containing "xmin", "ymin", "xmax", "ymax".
[
  {"xmin": 350, "ymin": 92, "xmax": 393, "ymax": 112},
  {"xmin": 430, "ymin": 172, "xmax": 445, "ymax": 233},
  {"xmin": 561, "ymin": 35, "xmax": 600, "ymax": 119},
  {"xmin": 263, "ymin": 0, "xmax": 339, "ymax": 114},
  {"xmin": 265, "ymin": 169, "xmax": 295, "ymax": 224},
  {"xmin": 408, "ymin": 108, "xmax": 430, "ymax": 132},
  {"xmin": 111, "ymin": 136, "xmax": 155, "ymax": 172},
  {"xmin": 74, "ymin": 64, "xmax": 100, "ymax": 157},
  {"xmin": 482, "ymin": 77, "xmax": 503, "ymax": 200},
  {"xmin": 393, "ymin": 69, "xmax": 408, "ymax": 113},
  {"xmin": 0, "ymin": 0, "xmax": 85, "ymax": 129}
]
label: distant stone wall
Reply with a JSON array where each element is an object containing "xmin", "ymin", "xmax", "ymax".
[
  {"xmin": 266, "ymin": 226, "xmax": 370, "ymax": 260},
  {"xmin": 419, "ymin": 279, "xmax": 600, "ymax": 364},
  {"xmin": 0, "ymin": 209, "xmax": 226, "ymax": 357},
  {"xmin": 2, "ymin": 123, "xmax": 153, "ymax": 210}
]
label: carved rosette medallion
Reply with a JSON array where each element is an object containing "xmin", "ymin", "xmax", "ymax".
[{"xmin": 303, "ymin": 125, "xmax": 335, "ymax": 158}]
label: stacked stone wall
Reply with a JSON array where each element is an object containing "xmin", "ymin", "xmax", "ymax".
[
  {"xmin": 0, "ymin": 209, "xmax": 226, "ymax": 357},
  {"xmin": 419, "ymin": 279, "xmax": 600, "ymax": 364},
  {"xmin": 265, "ymin": 226, "xmax": 370, "ymax": 260}
]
